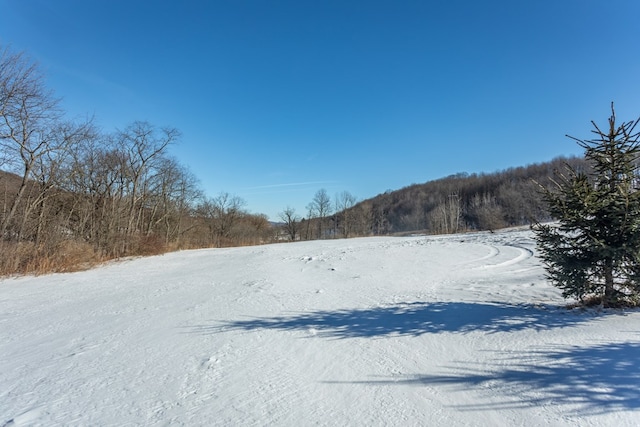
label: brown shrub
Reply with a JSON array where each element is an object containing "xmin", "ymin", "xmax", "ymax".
[{"xmin": 49, "ymin": 240, "xmax": 103, "ymax": 272}]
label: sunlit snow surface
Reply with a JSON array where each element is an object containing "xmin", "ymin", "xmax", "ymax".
[{"xmin": 1, "ymin": 228, "xmax": 639, "ymax": 426}]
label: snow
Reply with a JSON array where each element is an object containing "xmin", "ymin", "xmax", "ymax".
[{"xmin": 1, "ymin": 228, "xmax": 639, "ymax": 426}]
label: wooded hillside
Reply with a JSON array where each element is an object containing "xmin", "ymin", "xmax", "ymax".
[{"xmin": 340, "ymin": 156, "xmax": 589, "ymax": 236}]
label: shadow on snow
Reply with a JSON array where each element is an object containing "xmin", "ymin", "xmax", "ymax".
[
  {"xmin": 202, "ymin": 301, "xmax": 601, "ymax": 338},
  {"xmin": 197, "ymin": 302, "xmax": 637, "ymax": 414},
  {"xmin": 339, "ymin": 341, "xmax": 640, "ymax": 415}
]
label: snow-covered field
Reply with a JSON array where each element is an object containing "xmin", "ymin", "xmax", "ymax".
[{"xmin": 1, "ymin": 228, "xmax": 639, "ymax": 426}]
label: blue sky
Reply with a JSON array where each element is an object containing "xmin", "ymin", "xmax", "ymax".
[{"xmin": 2, "ymin": 1, "xmax": 640, "ymax": 220}]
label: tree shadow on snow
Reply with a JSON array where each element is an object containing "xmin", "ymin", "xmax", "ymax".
[
  {"xmin": 203, "ymin": 301, "xmax": 602, "ymax": 338},
  {"xmin": 344, "ymin": 341, "xmax": 640, "ymax": 415}
]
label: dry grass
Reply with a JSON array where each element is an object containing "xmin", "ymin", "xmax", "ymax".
[
  {"xmin": 0, "ymin": 240, "xmax": 105, "ymax": 276},
  {"xmin": 0, "ymin": 234, "xmax": 174, "ymax": 277},
  {"xmin": 130, "ymin": 234, "xmax": 167, "ymax": 256}
]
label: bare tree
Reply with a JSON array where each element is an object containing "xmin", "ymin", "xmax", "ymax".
[
  {"xmin": 62, "ymin": 132, "xmax": 129, "ymax": 254},
  {"xmin": 232, "ymin": 213, "xmax": 271, "ymax": 246},
  {"xmin": 117, "ymin": 121, "xmax": 179, "ymax": 237},
  {"xmin": 29, "ymin": 119, "xmax": 96, "ymax": 244},
  {"xmin": 351, "ymin": 202, "xmax": 374, "ymax": 236},
  {"xmin": 0, "ymin": 45, "xmax": 62, "ymax": 239},
  {"xmin": 304, "ymin": 207, "xmax": 315, "ymax": 239},
  {"xmin": 334, "ymin": 190, "xmax": 357, "ymax": 237},
  {"xmin": 197, "ymin": 192, "xmax": 246, "ymax": 247},
  {"xmin": 148, "ymin": 156, "xmax": 200, "ymax": 244},
  {"xmin": 279, "ymin": 206, "xmax": 300, "ymax": 241},
  {"xmin": 308, "ymin": 188, "xmax": 332, "ymax": 239},
  {"xmin": 428, "ymin": 194, "xmax": 462, "ymax": 234},
  {"xmin": 469, "ymin": 192, "xmax": 504, "ymax": 232}
]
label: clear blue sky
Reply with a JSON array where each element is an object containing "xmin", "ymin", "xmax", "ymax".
[{"xmin": 2, "ymin": 1, "xmax": 639, "ymax": 220}]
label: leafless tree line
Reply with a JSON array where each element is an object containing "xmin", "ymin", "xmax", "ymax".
[
  {"xmin": 0, "ymin": 45, "xmax": 271, "ymax": 273},
  {"xmin": 279, "ymin": 189, "xmax": 370, "ymax": 241},
  {"xmin": 278, "ymin": 156, "xmax": 590, "ymax": 241}
]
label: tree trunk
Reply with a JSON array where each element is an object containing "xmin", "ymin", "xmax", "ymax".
[
  {"xmin": 604, "ymin": 257, "xmax": 615, "ymax": 305},
  {"xmin": 0, "ymin": 164, "xmax": 32, "ymax": 238}
]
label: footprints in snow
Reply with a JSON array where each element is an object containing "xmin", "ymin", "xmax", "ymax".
[
  {"xmin": 200, "ymin": 355, "xmax": 220, "ymax": 370},
  {"xmin": 176, "ymin": 353, "xmax": 224, "ymax": 405},
  {"xmin": 243, "ymin": 280, "xmax": 274, "ymax": 292},
  {"xmin": 299, "ymin": 255, "xmax": 341, "ymax": 272}
]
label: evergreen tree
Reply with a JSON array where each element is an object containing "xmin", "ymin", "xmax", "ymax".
[{"xmin": 533, "ymin": 104, "xmax": 640, "ymax": 307}]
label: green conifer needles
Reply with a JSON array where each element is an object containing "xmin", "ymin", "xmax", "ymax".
[{"xmin": 533, "ymin": 104, "xmax": 640, "ymax": 307}]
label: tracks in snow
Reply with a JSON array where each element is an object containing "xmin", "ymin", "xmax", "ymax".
[
  {"xmin": 474, "ymin": 245, "xmax": 534, "ymax": 270},
  {"xmin": 449, "ymin": 231, "xmax": 537, "ymax": 272}
]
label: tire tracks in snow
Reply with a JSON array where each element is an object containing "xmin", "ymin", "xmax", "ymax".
[
  {"xmin": 446, "ymin": 231, "xmax": 537, "ymax": 272},
  {"xmin": 474, "ymin": 245, "xmax": 534, "ymax": 270}
]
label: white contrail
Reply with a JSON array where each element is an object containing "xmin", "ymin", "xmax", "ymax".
[{"xmin": 244, "ymin": 181, "xmax": 337, "ymax": 190}]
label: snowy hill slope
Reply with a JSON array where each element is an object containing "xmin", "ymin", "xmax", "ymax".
[{"xmin": 1, "ymin": 228, "xmax": 639, "ymax": 426}]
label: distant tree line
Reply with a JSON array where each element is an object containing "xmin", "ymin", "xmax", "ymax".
[
  {"xmin": 278, "ymin": 189, "xmax": 370, "ymax": 241},
  {"xmin": 348, "ymin": 156, "xmax": 590, "ymax": 235},
  {"xmin": 280, "ymin": 156, "xmax": 589, "ymax": 241}
]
